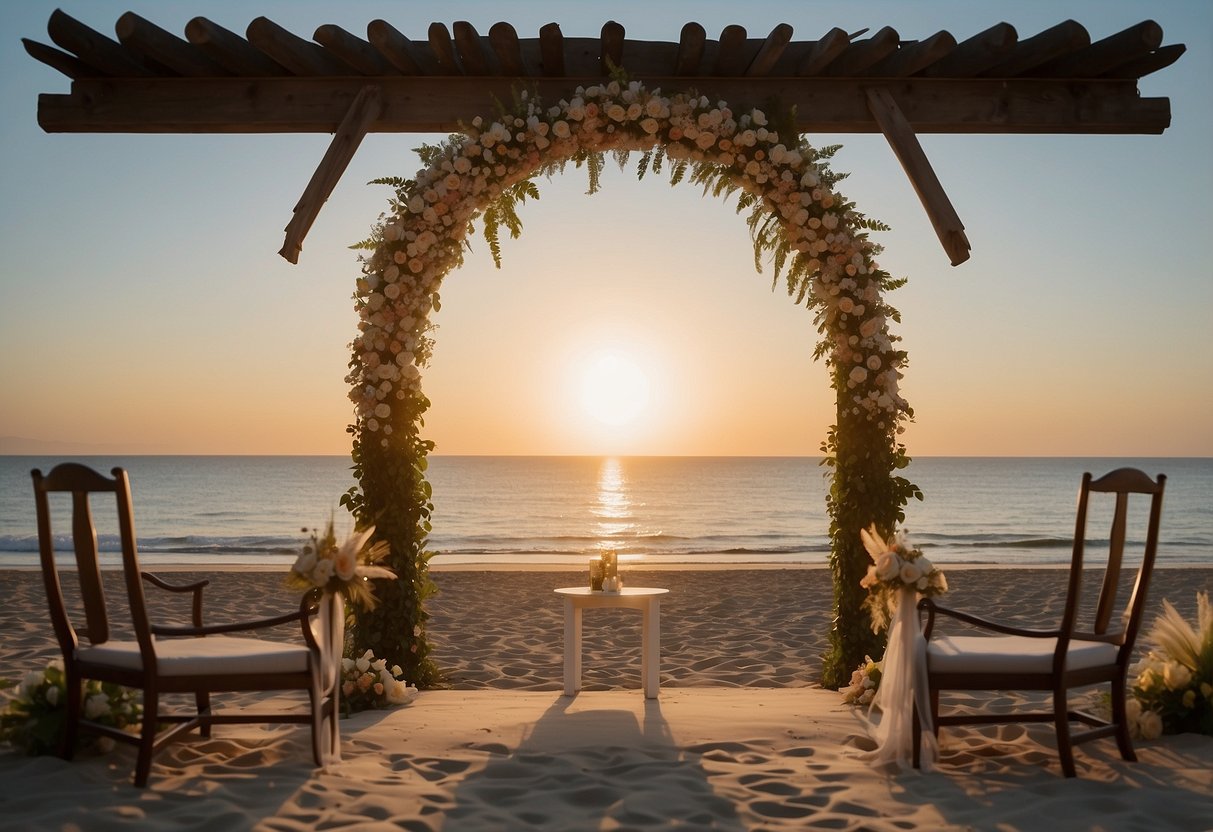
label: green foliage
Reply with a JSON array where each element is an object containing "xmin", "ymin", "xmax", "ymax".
[{"xmin": 0, "ymin": 662, "xmax": 140, "ymax": 756}]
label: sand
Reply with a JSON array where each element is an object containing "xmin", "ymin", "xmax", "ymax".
[{"xmin": 1, "ymin": 566, "xmax": 1211, "ymax": 830}]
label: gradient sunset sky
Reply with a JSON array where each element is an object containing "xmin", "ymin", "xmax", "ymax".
[{"xmin": 1, "ymin": 0, "xmax": 1210, "ymax": 457}]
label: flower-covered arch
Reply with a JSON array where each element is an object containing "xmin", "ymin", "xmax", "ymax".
[{"xmin": 343, "ymin": 79, "xmax": 920, "ymax": 688}]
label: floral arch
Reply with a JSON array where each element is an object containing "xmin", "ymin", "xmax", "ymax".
[{"xmin": 342, "ymin": 79, "xmax": 920, "ymax": 688}]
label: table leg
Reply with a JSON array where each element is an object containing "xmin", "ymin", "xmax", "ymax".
[
  {"xmin": 563, "ymin": 598, "xmax": 581, "ymax": 696},
  {"xmin": 642, "ymin": 598, "xmax": 661, "ymax": 699}
]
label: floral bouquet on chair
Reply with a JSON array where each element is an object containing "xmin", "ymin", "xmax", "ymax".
[
  {"xmin": 859, "ymin": 524, "xmax": 948, "ymax": 633},
  {"xmin": 287, "ymin": 520, "xmax": 395, "ymax": 609}
]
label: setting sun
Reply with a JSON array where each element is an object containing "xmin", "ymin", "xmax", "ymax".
[{"xmin": 579, "ymin": 350, "xmax": 652, "ymax": 427}]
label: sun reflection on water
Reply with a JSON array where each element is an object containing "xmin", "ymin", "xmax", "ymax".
[{"xmin": 592, "ymin": 457, "xmax": 636, "ymax": 551}]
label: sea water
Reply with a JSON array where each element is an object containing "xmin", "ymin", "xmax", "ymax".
[{"xmin": 0, "ymin": 456, "xmax": 1208, "ymax": 568}]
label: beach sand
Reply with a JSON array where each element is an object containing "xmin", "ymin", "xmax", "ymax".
[{"xmin": 1, "ymin": 567, "xmax": 1210, "ymax": 830}]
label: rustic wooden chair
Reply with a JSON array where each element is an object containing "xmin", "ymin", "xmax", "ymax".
[
  {"xmin": 32, "ymin": 462, "xmax": 343, "ymax": 787},
  {"xmin": 913, "ymin": 468, "xmax": 1166, "ymax": 777}
]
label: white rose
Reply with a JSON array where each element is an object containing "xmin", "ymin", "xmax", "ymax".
[
  {"xmin": 899, "ymin": 561, "xmax": 922, "ymax": 585},
  {"xmin": 85, "ymin": 693, "xmax": 109, "ymax": 720},
  {"xmin": 1138, "ymin": 709, "xmax": 1163, "ymax": 740},
  {"xmin": 311, "ymin": 558, "xmax": 335, "ymax": 586},
  {"xmin": 386, "ymin": 680, "xmax": 418, "ymax": 706},
  {"xmin": 374, "ymin": 403, "xmax": 391, "ymax": 419},
  {"xmin": 874, "ymin": 551, "xmax": 900, "ymax": 581},
  {"xmin": 45, "ymin": 685, "xmax": 60, "ymax": 706},
  {"xmin": 849, "ymin": 366, "xmax": 868, "ymax": 385},
  {"xmin": 552, "ymin": 121, "xmax": 571, "ymax": 138},
  {"xmin": 1163, "ymin": 661, "xmax": 1193, "ymax": 691},
  {"xmin": 293, "ymin": 549, "xmax": 317, "ymax": 577}
]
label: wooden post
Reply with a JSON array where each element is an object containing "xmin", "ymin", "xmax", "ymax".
[
  {"xmin": 866, "ymin": 86, "xmax": 970, "ymax": 266},
  {"xmin": 280, "ymin": 85, "xmax": 382, "ymax": 264}
]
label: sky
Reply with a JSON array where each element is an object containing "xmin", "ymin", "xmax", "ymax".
[{"xmin": 0, "ymin": 0, "xmax": 1210, "ymax": 457}]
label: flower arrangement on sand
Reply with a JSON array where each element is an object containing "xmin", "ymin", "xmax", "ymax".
[
  {"xmin": 858, "ymin": 524, "xmax": 947, "ymax": 633},
  {"xmin": 840, "ymin": 655, "xmax": 884, "ymax": 707},
  {"xmin": 340, "ymin": 649, "xmax": 418, "ymax": 716},
  {"xmin": 1130, "ymin": 591, "xmax": 1213, "ymax": 738},
  {"xmin": 0, "ymin": 660, "xmax": 140, "ymax": 756},
  {"xmin": 287, "ymin": 520, "xmax": 395, "ymax": 609}
]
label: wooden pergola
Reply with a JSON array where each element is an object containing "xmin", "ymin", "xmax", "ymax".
[{"xmin": 25, "ymin": 11, "xmax": 1183, "ymax": 266}]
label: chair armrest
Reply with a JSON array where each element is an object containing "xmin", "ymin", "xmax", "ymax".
[
  {"xmin": 300, "ymin": 589, "xmax": 323, "ymax": 654},
  {"xmin": 142, "ymin": 571, "xmax": 209, "ymax": 627},
  {"xmin": 151, "ymin": 608, "xmax": 308, "ymax": 638},
  {"xmin": 918, "ymin": 597, "xmax": 1061, "ymax": 640}
]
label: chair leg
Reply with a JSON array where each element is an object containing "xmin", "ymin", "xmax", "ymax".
[
  {"xmin": 195, "ymin": 691, "xmax": 212, "ymax": 738},
  {"xmin": 61, "ymin": 666, "xmax": 82, "ymax": 761},
  {"xmin": 1111, "ymin": 674, "xmax": 1137, "ymax": 762},
  {"xmin": 134, "ymin": 689, "xmax": 159, "ymax": 788},
  {"xmin": 1053, "ymin": 685, "xmax": 1076, "ymax": 778},
  {"xmin": 912, "ymin": 701, "xmax": 922, "ymax": 768}
]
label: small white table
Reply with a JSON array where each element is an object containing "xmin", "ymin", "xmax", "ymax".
[{"xmin": 555, "ymin": 587, "xmax": 669, "ymax": 699}]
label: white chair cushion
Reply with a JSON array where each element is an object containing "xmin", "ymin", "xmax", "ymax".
[
  {"xmin": 926, "ymin": 635, "xmax": 1118, "ymax": 675},
  {"xmin": 78, "ymin": 636, "xmax": 311, "ymax": 676}
]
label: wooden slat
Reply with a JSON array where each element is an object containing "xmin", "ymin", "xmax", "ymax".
[
  {"xmin": 1094, "ymin": 491, "xmax": 1130, "ymax": 634},
  {"xmin": 863, "ymin": 31, "xmax": 957, "ymax": 77},
  {"xmin": 367, "ymin": 20, "xmax": 423, "ymax": 75},
  {"xmin": 922, "ymin": 23, "xmax": 1018, "ymax": 77},
  {"xmin": 71, "ymin": 492, "xmax": 109, "ymax": 645},
  {"xmin": 22, "ymin": 38, "xmax": 93, "ymax": 79},
  {"xmin": 539, "ymin": 23, "xmax": 565, "ymax": 76},
  {"xmin": 247, "ymin": 16, "xmax": 358, "ymax": 76},
  {"xmin": 747, "ymin": 23, "xmax": 793, "ymax": 76},
  {"xmin": 601, "ymin": 20, "xmax": 625, "ymax": 73},
  {"xmin": 186, "ymin": 17, "xmax": 289, "ymax": 76},
  {"xmin": 281, "ymin": 84, "xmax": 382, "ymax": 263},
  {"xmin": 427, "ymin": 22, "xmax": 460, "ymax": 74},
  {"xmin": 36, "ymin": 76, "xmax": 1173, "ymax": 136},
  {"xmin": 453, "ymin": 21, "xmax": 492, "ymax": 75},
  {"xmin": 674, "ymin": 22, "xmax": 706, "ymax": 75},
  {"xmin": 827, "ymin": 26, "xmax": 899, "ymax": 75},
  {"xmin": 797, "ymin": 27, "xmax": 850, "ymax": 75},
  {"xmin": 714, "ymin": 25, "xmax": 749, "ymax": 76},
  {"xmin": 48, "ymin": 8, "xmax": 153, "ymax": 77},
  {"xmin": 314, "ymin": 24, "xmax": 396, "ymax": 76},
  {"xmin": 866, "ymin": 86, "xmax": 970, "ymax": 266},
  {"xmin": 489, "ymin": 22, "xmax": 526, "ymax": 76},
  {"xmin": 982, "ymin": 19, "xmax": 1089, "ymax": 77},
  {"xmin": 1102, "ymin": 43, "xmax": 1186, "ymax": 79},
  {"xmin": 115, "ymin": 11, "xmax": 229, "ymax": 77},
  {"xmin": 1032, "ymin": 20, "xmax": 1163, "ymax": 78}
]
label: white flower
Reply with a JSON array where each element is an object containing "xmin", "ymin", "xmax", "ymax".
[
  {"xmin": 385, "ymin": 680, "xmax": 418, "ymax": 706},
  {"xmin": 85, "ymin": 694, "xmax": 109, "ymax": 719},
  {"xmin": 292, "ymin": 548, "xmax": 318, "ymax": 578},
  {"xmin": 45, "ymin": 685, "xmax": 60, "ymax": 706},
  {"xmin": 1138, "ymin": 709, "xmax": 1163, "ymax": 740},
  {"xmin": 1162, "ymin": 661, "xmax": 1193, "ymax": 691},
  {"xmin": 874, "ymin": 551, "xmax": 900, "ymax": 581},
  {"xmin": 899, "ymin": 560, "xmax": 922, "ymax": 585},
  {"xmin": 311, "ymin": 557, "xmax": 335, "ymax": 586}
]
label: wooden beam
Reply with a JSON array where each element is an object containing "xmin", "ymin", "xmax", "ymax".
[
  {"xmin": 22, "ymin": 38, "xmax": 92, "ymax": 79},
  {"xmin": 48, "ymin": 8, "xmax": 153, "ymax": 77},
  {"xmin": 186, "ymin": 17, "xmax": 288, "ymax": 76},
  {"xmin": 453, "ymin": 21, "xmax": 492, "ymax": 75},
  {"xmin": 1103, "ymin": 43, "xmax": 1186, "ymax": 79},
  {"xmin": 983, "ymin": 20, "xmax": 1089, "ymax": 77},
  {"xmin": 747, "ymin": 24, "xmax": 793, "ymax": 76},
  {"xmin": 367, "ymin": 20, "xmax": 423, "ymax": 76},
  {"xmin": 539, "ymin": 23, "xmax": 565, "ymax": 76},
  {"xmin": 797, "ymin": 28, "xmax": 850, "ymax": 75},
  {"xmin": 314, "ymin": 24, "xmax": 396, "ymax": 76},
  {"xmin": 864, "ymin": 31, "xmax": 957, "ymax": 77},
  {"xmin": 866, "ymin": 86, "xmax": 969, "ymax": 266},
  {"xmin": 280, "ymin": 85, "xmax": 382, "ymax": 263},
  {"xmin": 247, "ymin": 16, "xmax": 358, "ymax": 76},
  {"xmin": 1033, "ymin": 20, "xmax": 1162, "ymax": 78},
  {"xmin": 115, "ymin": 12, "xmax": 229, "ymax": 77},
  {"xmin": 714, "ymin": 25, "xmax": 749, "ymax": 76},
  {"xmin": 489, "ymin": 22, "xmax": 526, "ymax": 76},
  {"xmin": 674, "ymin": 22, "xmax": 706, "ymax": 75},
  {"xmin": 922, "ymin": 23, "xmax": 1017, "ymax": 77},
  {"xmin": 427, "ymin": 22, "xmax": 462, "ymax": 74},
  {"xmin": 601, "ymin": 20, "xmax": 625, "ymax": 73},
  {"xmin": 827, "ymin": 26, "xmax": 899, "ymax": 75},
  {"xmin": 36, "ymin": 76, "xmax": 1173, "ymax": 136}
]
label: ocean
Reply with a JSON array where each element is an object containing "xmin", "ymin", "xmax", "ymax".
[{"xmin": 0, "ymin": 456, "xmax": 1208, "ymax": 568}]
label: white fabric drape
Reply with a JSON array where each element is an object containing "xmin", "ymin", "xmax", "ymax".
[{"xmin": 861, "ymin": 587, "xmax": 937, "ymax": 770}]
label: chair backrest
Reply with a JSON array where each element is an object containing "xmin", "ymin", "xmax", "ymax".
[
  {"xmin": 31, "ymin": 463, "xmax": 152, "ymax": 659},
  {"xmin": 1062, "ymin": 468, "xmax": 1166, "ymax": 655}
]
